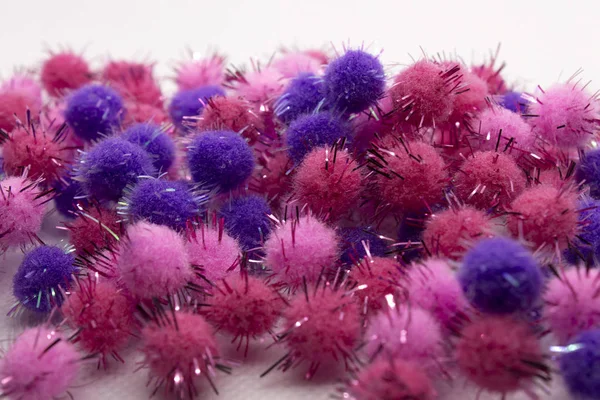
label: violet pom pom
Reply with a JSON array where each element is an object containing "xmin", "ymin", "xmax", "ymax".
[
  {"xmin": 122, "ymin": 123, "xmax": 176, "ymax": 172},
  {"xmin": 458, "ymin": 237, "xmax": 542, "ymax": 314},
  {"xmin": 219, "ymin": 195, "xmax": 271, "ymax": 252},
  {"xmin": 77, "ymin": 137, "xmax": 156, "ymax": 202},
  {"xmin": 559, "ymin": 328, "xmax": 600, "ymax": 399},
  {"xmin": 286, "ymin": 111, "xmax": 352, "ymax": 163},
  {"xmin": 13, "ymin": 245, "xmax": 76, "ymax": 313},
  {"xmin": 53, "ymin": 176, "xmax": 87, "ymax": 218},
  {"xmin": 65, "ymin": 84, "xmax": 124, "ymax": 141},
  {"xmin": 338, "ymin": 227, "xmax": 387, "ymax": 266},
  {"xmin": 187, "ymin": 130, "xmax": 255, "ymax": 192},
  {"xmin": 323, "ymin": 49, "xmax": 385, "ymax": 114},
  {"xmin": 168, "ymin": 86, "xmax": 224, "ymax": 130},
  {"xmin": 125, "ymin": 178, "xmax": 199, "ymax": 231},
  {"xmin": 577, "ymin": 148, "xmax": 600, "ymax": 199},
  {"xmin": 275, "ymin": 73, "xmax": 324, "ymax": 124},
  {"xmin": 500, "ymin": 91, "xmax": 527, "ymax": 113},
  {"xmin": 564, "ymin": 199, "xmax": 600, "ymax": 264}
]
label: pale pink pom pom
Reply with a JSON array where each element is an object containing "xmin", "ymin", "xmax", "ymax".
[
  {"xmin": 175, "ymin": 55, "xmax": 225, "ymax": 90},
  {"xmin": 234, "ymin": 68, "xmax": 285, "ymax": 106},
  {"xmin": 117, "ymin": 222, "xmax": 192, "ymax": 298},
  {"xmin": 272, "ymin": 52, "xmax": 321, "ymax": 78},
  {"xmin": 1, "ymin": 75, "xmax": 42, "ymax": 107},
  {"xmin": 0, "ymin": 327, "xmax": 79, "ymax": 400},
  {"xmin": 473, "ymin": 106, "xmax": 535, "ymax": 153},
  {"xmin": 186, "ymin": 225, "xmax": 241, "ymax": 283}
]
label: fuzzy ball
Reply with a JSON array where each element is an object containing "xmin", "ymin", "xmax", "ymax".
[
  {"xmin": 175, "ymin": 55, "xmax": 225, "ymax": 90},
  {"xmin": 0, "ymin": 89, "xmax": 42, "ymax": 132},
  {"xmin": 41, "ymin": 52, "xmax": 92, "ymax": 97},
  {"xmin": 219, "ymin": 195, "xmax": 272, "ymax": 252},
  {"xmin": 565, "ymin": 199, "xmax": 600, "ymax": 264},
  {"xmin": 406, "ymin": 258, "xmax": 467, "ymax": 326},
  {"xmin": 117, "ymin": 222, "xmax": 192, "ymax": 298},
  {"xmin": 577, "ymin": 148, "xmax": 600, "ymax": 199},
  {"xmin": 250, "ymin": 150, "xmax": 294, "ymax": 206},
  {"xmin": 423, "ymin": 206, "xmax": 494, "ymax": 260},
  {"xmin": 187, "ymin": 130, "xmax": 255, "ymax": 192},
  {"xmin": 66, "ymin": 206, "xmax": 121, "ymax": 255},
  {"xmin": 349, "ymin": 256, "xmax": 404, "ymax": 313},
  {"xmin": 264, "ymin": 215, "xmax": 338, "ymax": 288},
  {"xmin": 102, "ymin": 61, "xmax": 162, "ymax": 106},
  {"xmin": 1, "ymin": 75, "xmax": 42, "ymax": 103},
  {"xmin": 275, "ymin": 73, "xmax": 325, "ymax": 124},
  {"xmin": 472, "ymin": 62, "xmax": 507, "ymax": 95},
  {"xmin": 122, "ymin": 102, "xmax": 168, "ymax": 126},
  {"xmin": 0, "ymin": 328, "xmax": 79, "ymax": 400},
  {"xmin": 54, "ymin": 177, "xmax": 87, "ymax": 218},
  {"xmin": 507, "ymin": 185, "xmax": 579, "ymax": 251},
  {"xmin": 448, "ymin": 69, "xmax": 489, "ymax": 125},
  {"xmin": 197, "ymin": 96, "xmax": 264, "ymax": 145},
  {"xmin": 168, "ymin": 86, "xmax": 225, "ymax": 130},
  {"xmin": 234, "ymin": 68, "xmax": 285, "ymax": 106},
  {"xmin": 459, "ymin": 237, "xmax": 542, "ymax": 314},
  {"xmin": 292, "ymin": 147, "xmax": 362, "ymax": 220},
  {"xmin": 186, "ymin": 226, "xmax": 241, "ymax": 283},
  {"xmin": 0, "ymin": 176, "xmax": 48, "ymax": 249},
  {"xmin": 286, "ymin": 111, "xmax": 352, "ymax": 163},
  {"xmin": 454, "ymin": 151, "xmax": 527, "ymax": 209},
  {"xmin": 371, "ymin": 140, "xmax": 447, "ymax": 213},
  {"xmin": 121, "ymin": 123, "xmax": 176, "ymax": 172},
  {"xmin": 62, "ymin": 280, "xmax": 134, "ymax": 357},
  {"xmin": 559, "ymin": 328, "xmax": 600, "ymax": 399},
  {"xmin": 13, "ymin": 245, "xmax": 75, "ymax": 312},
  {"xmin": 273, "ymin": 52, "xmax": 321, "ymax": 78},
  {"xmin": 77, "ymin": 137, "xmax": 155, "ymax": 202},
  {"xmin": 64, "ymin": 84, "xmax": 124, "ymax": 141},
  {"xmin": 474, "ymin": 107, "xmax": 535, "ymax": 152},
  {"xmin": 500, "ymin": 91, "xmax": 527, "ymax": 113},
  {"xmin": 529, "ymin": 83, "xmax": 600, "ymax": 148},
  {"xmin": 457, "ymin": 316, "xmax": 544, "ymax": 394},
  {"xmin": 323, "ymin": 50, "xmax": 385, "ymax": 114},
  {"xmin": 338, "ymin": 227, "xmax": 387, "ymax": 266}
]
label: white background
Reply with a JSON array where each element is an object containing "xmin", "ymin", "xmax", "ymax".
[{"xmin": 0, "ymin": 0, "xmax": 594, "ymax": 398}]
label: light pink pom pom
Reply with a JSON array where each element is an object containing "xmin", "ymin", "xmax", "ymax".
[
  {"xmin": 175, "ymin": 55, "xmax": 225, "ymax": 90},
  {"xmin": 264, "ymin": 215, "xmax": 339, "ymax": 288},
  {"xmin": 0, "ymin": 327, "xmax": 79, "ymax": 400},
  {"xmin": 186, "ymin": 224, "xmax": 241, "ymax": 283},
  {"xmin": 473, "ymin": 106, "xmax": 535, "ymax": 153},
  {"xmin": 273, "ymin": 52, "xmax": 321, "ymax": 78},
  {"xmin": 0, "ymin": 88, "xmax": 42, "ymax": 132},
  {"xmin": 118, "ymin": 222, "xmax": 192, "ymax": 298},
  {"xmin": 1, "ymin": 75, "xmax": 42, "ymax": 107},
  {"xmin": 234, "ymin": 68, "xmax": 285, "ymax": 106}
]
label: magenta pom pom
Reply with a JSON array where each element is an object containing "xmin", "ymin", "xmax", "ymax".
[
  {"xmin": 0, "ymin": 88, "xmax": 42, "ymax": 132},
  {"xmin": 448, "ymin": 67, "xmax": 489, "ymax": 127},
  {"xmin": 102, "ymin": 60, "xmax": 162, "ymax": 107},
  {"xmin": 41, "ymin": 51, "xmax": 92, "ymax": 97},
  {"xmin": 197, "ymin": 96, "xmax": 264, "ymax": 145},
  {"xmin": 186, "ymin": 224, "xmax": 241, "ymax": 283},
  {"xmin": 66, "ymin": 206, "xmax": 121, "ymax": 255},
  {"xmin": 349, "ymin": 256, "xmax": 404, "ymax": 314}
]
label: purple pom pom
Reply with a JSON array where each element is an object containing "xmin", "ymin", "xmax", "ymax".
[
  {"xmin": 13, "ymin": 245, "xmax": 75, "ymax": 313},
  {"xmin": 77, "ymin": 137, "xmax": 156, "ymax": 202},
  {"xmin": 65, "ymin": 84, "xmax": 124, "ymax": 141},
  {"xmin": 187, "ymin": 130, "xmax": 255, "ymax": 192},
  {"xmin": 122, "ymin": 123, "xmax": 176, "ymax": 172},
  {"xmin": 126, "ymin": 178, "xmax": 199, "ymax": 231},
  {"xmin": 219, "ymin": 195, "xmax": 271, "ymax": 252},
  {"xmin": 286, "ymin": 111, "xmax": 352, "ymax": 163},
  {"xmin": 458, "ymin": 237, "xmax": 542, "ymax": 314},
  {"xmin": 168, "ymin": 86, "xmax": 224, "ymax": 131},
  {"xmin": 499, "ymin": 91, "xmax": 527, "ymax": 113},
  {"xmin": 339, "ymin": 227, "xmax": 387, "ymax": 266},
  {"xmin": 559, "ymin": 328, "xmax": 600, "ymax": 399},
  {"xmin": 565, "ymin": 199, "xmax": 600, "ymax": 264},
  {"xmin": 323, "ymin": 49, "xmax": 385, "ymax": 114},
  {"xmin": 275, "ymin": 73, "xmax": 325, "ymax": 124},
  {"xmin": 577, "ymin": 149, "xmax": 600, "ymax": 199},
  {"xmin": 53, "ymin": 176, "xmax": 87, "ymax": 218}
]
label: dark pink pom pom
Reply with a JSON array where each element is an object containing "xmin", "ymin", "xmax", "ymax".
[
  {"xmin": 0, "ymin": 88, "xmax": 42, "ymax": 132},
  {"xmin": 102, "ymin": 60, "xmax": 163, "ymax": 107},
  {"xmin": 66, "ymin": 206, "xmax": 122, "ymax": 255},
  {"xmin": 197, "ymin": 96, "xmax": 264, "ymax": 145},
  {"xmin": 349, "ymin": 256, "xmax": 405, "ymax": 314},
  {"xmin": 41, "ymin": 51, "xmax": 92, "ymax": 97}
]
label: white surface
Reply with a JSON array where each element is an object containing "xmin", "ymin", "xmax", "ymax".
[{"xmin": 0, "ymin": 0, "xmax": 593, "ymax": 398}]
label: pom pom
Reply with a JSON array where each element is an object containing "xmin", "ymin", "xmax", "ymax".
[
  {"xmin": 1, "ymin": 75, "xmax": 42, "ymax": 105},
  {"xmin": 473, "ymin": 106, "xmax": 535, "ymax": 152},
  {"xmin": 249, "ymin": 150, "xmax": 293, "ymax": 206},
  {"xmin": 124, "ymin": 178, "xmax": 198, "ymax": 231},
  {"xmin": 272, "ymin": 52, "xmax": 321, "ymax": 78},
  {"xmin": 286, "ymin": 111, "xmax": 352, "ymax": 163},
  {"xmin": 0, "ymin": 176, "xmax": 49, "ymax": 249},
  {"xmin": 168, "ymin": 86, "xmax": 224, "ymax": 131},
  {"xmin": 448, "ymin": 68, "xmax": 489, "ymax": 126},
  {"xmin": 53, "ymin": 176, "xmax": 87, "ymax": 218},
  {"xmin": 292, "ymin": 146, "xmax": 362, "ymax": 220},
  {"xmin": 458, "ymin": 237, "xmax": 542, "ymax": 314},
  {"xmin": 507, "ymin": 184, "xmax": 579, "ymax": 251},
  {"xmin": 121, "ymin": 123, "xmax": 176, "ymax": 172},
  {"xmin": 0, "ymin": 88, "xmax": 42, "ymax": 132},
  {"xmin": 472, "ymin": 56, "xmax": 507, "ymax": 95},
  {"xmin": 323, "ymin": 49, "xmax": 385, "ymax": 114},
  {"xmin": 454, "ymin": 150, "xmax": 526, "ymax": 209},
  {"xmin": 174, "ymin": 55, "xmax": 225, "ymax": 90},
  {"xmin": 456, "ymin": 317, "xmax": 547, "ymax": 395},
  {"xmin": 234, "ymin": 68, "xmax": 285, "ymax": 106},
  {"xmin": 186, "ymin": 224, "xmax": 241, "ymax": 282},
  {"xmin": 65, "ymin": 84, "xmax": 124, "ymax": 141},
  {"xmin": 0, "ymin": 327, "xmax": 79, "ymax": 400},
  {"xmin": 187, "ymin": 130, "xmax": 255, "ymax": 192},
  {"xmin": 500, "ymin": 91, "xmax": 528, "ymax": 113},
  {"xmin": 66, "ymin": 206, "xmax": 121, "ymax": 255},
  {"xmin": 275, "ymin": 73, "xmax": 324, "ymax": 124},
  {"xmin": 564, "ymin": 199, "xmax": 600, "ymax": 264},
  {"xmin": 102, "ymin": 61, "xmax": 162, "ymax": 106},
  {"xmin": 219, "ymin": 195, "xmax": 272, "ymax": 252},
  {"xmin": 76, "ymin": 137, "xmax": 156, "ymax": 202},
  {"xmin": 422, "ymin": 206, "xmax": 494, "ymax": 260},
  {"xmin": 349, "ymin": 256, "xmax": 404, "ymax": 314},
  {"xmin": 41, "ymin": 51, "xmax": 92, "ymax": 97},
  {"xmin": 577, "ymin": 148, "xmax": 600, "ymax": 199},
  {"xmin": 197, "ymin": 96, "xmax": 264, "ymax": 145},
  {"xmin": 117, "ymin": 222, "xmax": 192, "ymax": 298},
  {"xmin": 122, "ymin": 102, "xmax": 168, "ymax": 126},
  {"xmin": 13, "ymin": 245, "xmax": 75, "ymax": 313},
  {"xmin": 338, "ymin": 227, "xmax": 387, "ymax": 266},
  {"xmin": 529, "ymin": 83, "xmax": 600, "ymax": 148},
  {"xmin": 559, "ymin": 328, "xmax": 600, "ymax": 399},
  {"xmin": 264, "ymin": 215, "xmax": 338, "ymax": 288}
]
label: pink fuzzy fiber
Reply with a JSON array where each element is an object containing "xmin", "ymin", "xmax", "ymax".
[
  {"xmin": 41, "ymin": 52, "xmax": 92, "ymax": 97},
  {"xmin": 273, "ymin": 52, "xmax": 321, "ymax": 78},
  {"xmin": 235, "ymin": 68, "xmax": 285, "ymax": 106},
  {"xmin": 1, "ymin": 75, "xmax": 42, "ymax": 106},
  {"xmin": 118, "ymin": 222, "xmax": 192, "ymax": 298},
  {"xmin": 473, "ymin": 107, "xmax": 535, "ymax": 153},
  {"xmin": 0, "ymin": 88, "xmax": 42, "ymax": 132},
  {"xmin": 186, "ymin": 226, "xmax": 241, "ymax": 283},
  {"xmin": 175, "ymin": 55, "xmax": 225, "ymax": 91},
  {"xmin": 448, "ymin": 67, "xmax": 489, "ymax": 127},
  {"xmin": 197, "ymin": 96, "xmax": 264, "ymax": 145},
  {"xmin": 0, "ymin": 327, "xmax": 79, "ymax": 400},
  {"xmin": 349, "ymin": 256, "xmax": 405, "ymax": 314}
]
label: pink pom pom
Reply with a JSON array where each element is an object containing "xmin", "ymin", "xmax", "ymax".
[
  {"xmin": 472, "ymin": 49, "xmax": 507, "ymax": 95},
  {"xmin": 0, "ymin": 88, "xmax": 42, "ymax": 132},
  {"xmin": 456, "ymin": 316, "xmax": 547, "ymax": 396},
  {"xmin": 365, "ymin": 306, "xmax": 442, "ymax": 364},
  {"xmin": 264, "ymin": 215, "xmax": 339, "ymax": 288},
  {"xmin": 292, "ymin": 146, "xmax": 362, "ymax": 221},
  {"xmin": 102, "ymin": 61, "xmax": 162, "ymax": 107},
  {"xmin": 528, "ymin": 83, "xmax": 600, "ymax": 148},
  {"xmin": 197, "ymin": 96, "xmax": 264, "ymax": 145},
  {"xmin": 66, "ymin": 207, "xmax": 122, "ymax": 255},
  {"xmin": 62, "ymin": 278, "xmax": 135, "ymax": 365},
  {"xmin": 122, "ymin": 101, "xmax": 168, "ymax": 127},
  {"xmin": 405, "ymin": 258, "xmax": 467, "ymax": 326},
  {"xmin": 472, "ymin": 106, "xmax": 535, "ymax": 153},
  {"xmin": 1, "ymin": 75, "xmax": 42, "ymax": 105},
  {"xmin": 544, "ymin": 268, "xmax": 600, "ymax": 344},
  {"xmin": 117, "ymin": 222, "xmax": 192, "ymax": 298},
  {"xmin": 250, "ymin": 149, "xmax": 294, "ymax": 207},
  {"xmin": 233, "ymin": 68, "xmax": 285, "ymax": 106},
  {"xmin": 0, "ymin": 176, "xmax": 48, "ymax": 249},
  {"xmin": 507, "ymin": 184, "xmax": 579, "ymax": 251},
  {"xmin": 186, "ymin": 224, "xmax": 241, "ymax": 283},
  {"xmin": 454, "ymin": 150, "xmax": 527, "ymax": 209},
  {"xmin": 0, "ymin": 327, "xmax": 80, "ymax": 400},
  {"xmin": 41, "ymin": 51, "xmax": 92, "ymax": 97},
  {"xmin": 272, "ymin": 52, "xmax": 321, "ymax": 78},
  {"xmin": 448, "ymin": 68, "xmax": 489, "ymax": 127},
  {"xmin": 174, "ymin": 55, "xmax": 225, "ymax": 90},
  {"xmin": 349, "ymin": 256, "xmax": 404, "ymax": 314},
  {"xmin": 351, "ymin": 95, "xmax": 397, "ymax": 155},
  {"xmin": 422, "ymin": 206, "xmax": 494, "ymax": 259}
]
